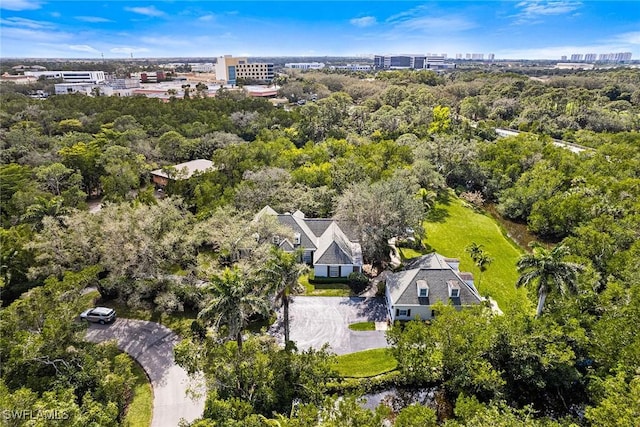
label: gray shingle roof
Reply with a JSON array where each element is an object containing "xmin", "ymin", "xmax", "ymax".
[
  {"xmin": 314, "ymin": 241, "xmax": 352, "ymax": 265},
  {"xmin": 405, "ymin": 253, "xmax": 456, "ymax": 270},
  {"xmin": 254, "ymin": 206, "xmax": 362, "ymax": 267},
  {"xmin": 304, "ymin": 219, "xmax": 334, "ymax": 237},
  {"xmin": 387, "ymin": 254, "xmax": 482, "ymax": 307},
  {"xmin": 276, "ymin": 214, "xmax": 317, "ymax": 250},
  {"xmin": 314, "ymin": 222, "xmax": 361, "ymax": 265},
  {"xmin": 279, "ymin": 239, "xmax": 294, "ymax": 251}
]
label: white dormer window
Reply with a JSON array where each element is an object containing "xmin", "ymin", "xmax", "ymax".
[
  {"xmin": 448, "ymin": 280, "xmax": 461, "ymax": 298},
  {"xmin": 416, "ymin": 279, "xmax": 429, "ymax": 298},
  {"xmin": 294, "ymin": 233, "xmax": 301, "ymax": 245},
  {"xmin": 272, "ymin": 235, "xmax": 280, "ymax": 244}
]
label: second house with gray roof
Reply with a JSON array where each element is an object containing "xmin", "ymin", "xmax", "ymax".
[
  {"xmin": 255, "ymin": 206, "xmax": 363, "ymax": 278},
  {"xmin": 386, "ymin": 253, "xmax": 484, "ymax": 322}
]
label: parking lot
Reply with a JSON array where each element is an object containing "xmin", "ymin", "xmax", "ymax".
[{"xmin": 281, "ymin": 296, "xmax": 389, "ymax": 355}]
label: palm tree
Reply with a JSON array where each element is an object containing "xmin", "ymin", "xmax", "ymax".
[
  {"xmin": 465, "ymin": 242, "xmax": 484, "ymax": 261},
  {"xmin": 516, "ymin": 244, "xmax": 584, "ymax": 317},
  {"xmin": 261, "ymin": 248, "xmax": 307, "ymax": 346},
  {"xmin": 466, "ymin": 242, "xmax": 493, "ymax": 286},
  {"xmin": 198, "ymin": 267, "xmax": 270, "ymax": 351}
]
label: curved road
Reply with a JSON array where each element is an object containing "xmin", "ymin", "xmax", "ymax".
[{"xmin": 86, "ymin": 319, "xmax": 205, "ymax": 427}]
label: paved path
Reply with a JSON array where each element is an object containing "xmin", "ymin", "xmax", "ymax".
[
  {"xmin": 86, "ymin": 319, "xmax": 205, "ymax": 427},
  {"xmin": 281, "ymin": 296, "xmax": 389, "ymax": 355},
  {"xmin": 495, "ymin": 127, "xmax": 592, "ymax": 154}
]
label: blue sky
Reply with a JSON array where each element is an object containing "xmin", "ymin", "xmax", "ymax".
[{"xmin": 1, "ymin": 1, "xmax": 638, "ymax": 59}]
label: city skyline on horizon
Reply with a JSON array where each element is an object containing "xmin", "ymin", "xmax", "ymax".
[{"xmin": 1, "ymin": 1, "xmax": 639, "ymax": 60}]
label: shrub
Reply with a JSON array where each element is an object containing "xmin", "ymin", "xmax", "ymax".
[
  {"xmin": 376, "ymin": 281, "xmax": 386, "ymax": 297},
  {"xmin": 348, "ymin": 272, "xmax": 370, "ymax": 294}
]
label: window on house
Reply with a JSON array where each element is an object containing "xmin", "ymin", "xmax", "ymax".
[
  {"xmin": 294, "ymin": 233, "xmax": 301, "ymax": 245},
  {"xmin": 329, "ymin": 266, "xmax": 340, "ymax": 277},
  {"xmin": 302, "ymin": 251, "xmax": 312, "ymax": 264},
  {"xmin": 272, "ymin": 235, "xmax": 280, "ymax": 244},
  {"xmin": 398, "ymin": 309, "xmax": 408, "ymax": 316},
  {"xmin": 419, "ymin": 288, "xmax": 428, "ymax": 297},
  {"xmin": 451, "ymin": 289, "xmax": 460, "ymax": 298}
]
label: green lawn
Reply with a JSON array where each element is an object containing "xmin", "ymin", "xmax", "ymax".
[
  {"xmin": 299, "ymin": 274, "xmax": 353, "ymax": 297},
  {"xmin": 334, "ymin": 348, "xmax": 398, "ymax": 378},
  {"xmin": 348, "ymin": 321, "xmax": 376, "ymax": 331},
  {"xmin": 420, "ymin": 192, "xmax": 532, "ymax": 314},
  {"xmin": 123, "ymin": 359, "xmax": 153, "ymax": 427}
]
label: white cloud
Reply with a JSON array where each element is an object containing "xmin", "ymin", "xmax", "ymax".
[
  {"xmin": 612, "ymin": 31, "xmax": 640, "ymax": 45},
  {"xmin": 198, "ymin": 14, "xmax": 216, "ymax": 22},
  {"xmin": 516, "ymin": 1, "xmax": 582, "ymax": 17},
  {"xmin": 68, "ymin": 44, "xmax": 100, "ymax": 54},
  {"xmin": 51, "ymin": 12, "xmax": 60, "ymax": 18},
  {"xmin": 140, "ymin": 36, "xmax": 189, "ymax": 47},
  {"xmin": 75, "ymin": 16, "xmax": 114, "ymax": 23},
  {"xmin": 1, "ymin": 27, "xmax": 71, "ymax": 43},
  {"xmin": 110, "ymin": 47, "xmax": 151, "ymax": 54},
  {"xmin": 0, "ymin": 0, "xmax": 41, "ymax": 11},
  {"xmin": 350, "ymin": 16, "xmax": 376, "ymax": 27},
  {"xmin": 512, "ymin": 1, "xmax": 582, "ymax": 24},
  {"xmin": 384, "ymin": 5, "xmax": 476, "ymax": 34},
  {"xmin": 124, "ymin": 6, "xmax": 165, "ymax": 17},
  {"xmin": 1, "ymin": 17, "xmax": 54, "ymax": 29}
]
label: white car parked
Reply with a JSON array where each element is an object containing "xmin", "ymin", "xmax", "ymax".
[{"xmin": 80, "ymin": 307, "xmax": 116, "ymax": 324}]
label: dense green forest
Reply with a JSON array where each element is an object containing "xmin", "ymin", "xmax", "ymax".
[{"xmin": 1, "ymin": 68, "xmax": 639, "ymax": 426}]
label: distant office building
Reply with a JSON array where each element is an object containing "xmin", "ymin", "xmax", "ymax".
[
  {"xmin": 456, "ymin": 53, "xmax": 463, "ymax": 60},
  {"xmin": 465, "ymin": 53, "xmax": 472, "ymax": 60},
  {"xmin": 374, "ymin": 54, "xmax": 453, "ymax": 70},
  {"xmin": 55, "ymin": 83, "xmax": 114, "ymax": 96},
  {"xmin": 0, "ymin": 73, "xmax": 38, "ymax": 85},
  {"xmin": 596, "ymin": 52, "xmax": 632, "ymax": 62},
  {"xmin": 488, "ymin": 53, "xmax": 495, "ymax": 61},
  {"xmin": 570, "ymin": 54, "xmax": 584, "ymax": 61},
  {"xmin": 12, "ymin": 64, "xmax": 47, "ymax": 72},
  {"xmin": 471, "ymin": 53, "xmax": 484, "ymax": 60},
  {"xmin": 556, "ymin": 63, "xmax": 595, "ymax": 70},
  {"xmin": 130, "ymin": 71, "xmax": 166, "ymax": 83},
  {"xmin": 584, "ymin": 53, "xmax": 597, "ymax": 62},
  {"xmin": 617, "ymin": 52, "xmax": 632, "ymax": 61},
  {"xmin": 284, "ymin": 62, "xmax": 325, "ymax": 70},
  {"xmin": 374, "ymin": 55, "xmax": 421, "ymax": 69},
  {"xmin": 215, "ymin": 55, "xmax": 274, "ymax": 85},
  {"xmin": 330, "ymin": 64, "xmax": 372, "ymax": 71},
  {"xmin": 191, "ymin": 63, "xmax": 215, "ymax": 73},
  {"xmin": 561, "ymin": 55, "xmax": 568, "ymax": 61},
  {"xmin": 24, "ymin": 70, "xmax": 106, "ymax": 83},
  {"xmin": 108, "ymin": 78, "xmax": 140, "ymax": 89},
  {"xmin": 425, "ymin": 56, "xmax": 455, "ymax": 70}
]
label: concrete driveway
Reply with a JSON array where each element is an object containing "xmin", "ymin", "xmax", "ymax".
[
  {"xmin": 282, "ymin": 296, "xmax": 389, "ymax": 355},
  {"xmin": 86, "ymin": 319, "xmax": 205, "ymax": 427}
]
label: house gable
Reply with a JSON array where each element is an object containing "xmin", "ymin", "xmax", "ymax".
[{"xmin": 387, "ymin": 253, "xmax": 483, "ymax": 313}]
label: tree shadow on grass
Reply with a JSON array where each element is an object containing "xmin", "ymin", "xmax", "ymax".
[{"xmin": 425, "ymin": 206, "xmax": 449, "ymax": 223}]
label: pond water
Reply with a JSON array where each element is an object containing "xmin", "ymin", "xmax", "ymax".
[
  {"xmin": 483, "ymin": 203, "xmax": 539, "ymax": 251},
  {"xmin": 362, "ymin": 387, "xmax": 437, "ymax": 411}
]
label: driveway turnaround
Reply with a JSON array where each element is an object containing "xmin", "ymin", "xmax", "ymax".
[
  {"xmin": 86, "ymin": 319, "xmax": 205, "ymax": 427},
  {"xmin": 285, "ymin": 296, "xmax": 389, "ymax": 355}
]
